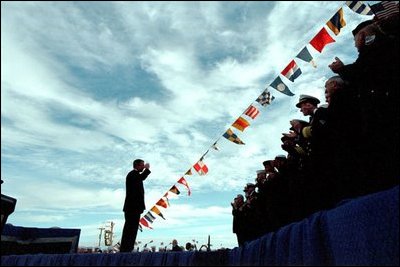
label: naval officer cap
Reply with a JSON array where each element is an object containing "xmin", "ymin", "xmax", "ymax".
[
  {"xmin": 352, "ymin": 20, "xmax": 374, "ymax": 36},
  {"xmin": 296, "ymin": 94, "xmax": 320, "ymax": 108}
]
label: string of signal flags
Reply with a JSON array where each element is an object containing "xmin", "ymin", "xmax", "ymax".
[{"xmin": 139, "ymin": 1, "xmax": 395, "ymax": 230}]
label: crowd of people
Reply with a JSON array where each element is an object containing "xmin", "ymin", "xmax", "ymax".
[
  {"xmin": 232, "ymin": 12, "xmax": 399, "ymax": 247},
  {"xmin": 78, "ymin": 239, "xmax": 198, "ymax": 253}
]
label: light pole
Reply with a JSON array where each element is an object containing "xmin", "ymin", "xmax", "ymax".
[{"xmin": 97, "ymin": 227, "xmax": 105, "ymax": 247}]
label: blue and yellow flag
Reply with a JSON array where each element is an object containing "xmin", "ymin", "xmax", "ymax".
[
  {"xmin": 151, "ymin": 206, "xmax": 166, "ymax": 220},
  {"xmin": 223, "ymin": 128, "xmax": 245, "ymax": 145},
  {"xmin": 326, "ymin": 8, "xmax": 346, "ymax": 35}
]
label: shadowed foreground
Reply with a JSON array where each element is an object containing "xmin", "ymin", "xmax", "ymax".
[{"xmin": 2, "ymin": 186, "xmax": 399, "ymax": 266}]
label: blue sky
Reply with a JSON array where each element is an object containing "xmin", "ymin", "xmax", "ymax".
[{"xmin": 1, "ymin": 1, "xmax": 374, "ymax": 250}]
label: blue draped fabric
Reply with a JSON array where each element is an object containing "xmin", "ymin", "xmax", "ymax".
[
  {"xmin": 2, "ymin": 186, "xmax": 398, "ymax": 266},
  {"xmin": 227, "ymin": 185, "xmax": 399, "ymax": 266},
  {"xmin": 1, "ymin": 225, "xmax": 81, "ymax": 241},
  {"xmin": 1, "ymin": 225, "xmax": 80, "ymax": 255}
]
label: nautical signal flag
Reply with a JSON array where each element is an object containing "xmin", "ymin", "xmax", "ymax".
[
  {"xmin": 178, "ymin": 177, "xmax": 191, "ymax": 196},
  {"xmin": 156, "ymin": 198, "xmax": 168, "ymax": 208},
  {"xmin": 326, "ymin": 8, "xmax": 346, "ymax": 35},
  {"xmin": 256, "ymin": 89, "xmax": 275, "ymax": 106},
  {"xmin": 309, "ymin": 27, "xmax": 335, "ymax": 53},
  {"xmin": 244, "ymin": 105, "xmax": 260, "ymax": 119},
  {"xmin": 346, "ymin": 1, "xmax": 373, "ymax": 15},
  {"xmin": 144, "ymin": 211, "xmax": 156, "ymax": 223},
  {"xmin": 281, "ymin": 60, "xmax": 302, "ymax": 82},
  {"xmin": 150, "ymin": 206, "xmax": 166, "ymax": 220},
  {"xmin": 140, "ymin": 217, "xmax": 153, "ymax": 229},
  {"xmin": 163, "ymin": 196, "xmax": 170, "ymax": 206},
  {"xmin": 185, "ymin": 169, "xmax": 192, "ymax": 176},
  {"xmin": 193, "ymin": 159, "xmax": 208, "ymax": 175},
  {"xmin": 296, "ymin": 46, "xmax": 317, "ymax": 68},
  {"xmin": 369, "ymin": 1, "xmax": 399, "ymax": 20},
  {"xmin": 169, "ymin": 185, "xmax": 181, "ymax": 195},
  {"xmin": 232, "ymin": 116, "xmax": 250, "ymax": 132},
  {"xmin": 270, "ymin": 76, "xmax": 294, "ymax": 96},
  {"xmin": 223, "ymin": 128, "xmax": 245, "ymax": 145}
]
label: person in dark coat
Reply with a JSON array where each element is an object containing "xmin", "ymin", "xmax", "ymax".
[
  {"xmin": 329, "ymin": 19, "xmax": 399, "ymax": 195},
  {"xmin": 295, "ymin": 94, "xmax": 320, "ymax": 123},
  {"xmin": 120, "ymin": 159, "xmax": 151, "ymax": 252},
  {"xmin": 242, "ymin": 183, "xmax": 263, "ymax": 243},
  {"xmin": 295, "ymin": 94, "xmax": 336, "ymax": 213},
  {"xmin": 231, "ymin": 194, "xmax": 246, "ymax": 247},
  {"xmin": 324, "ymin": 76, "xmax": 364, "ymax": 203},
  {"xmin": 171, "ymin": 239, "xmax": 183, "ymax": 251}
]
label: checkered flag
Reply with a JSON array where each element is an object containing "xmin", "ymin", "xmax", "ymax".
[{"xmin": 256, "ymin": 89, "xmax": 275, "ymax": 106}]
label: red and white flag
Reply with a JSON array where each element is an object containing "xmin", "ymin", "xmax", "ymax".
[
  {"xmin": 244, "ymin": 105, "xmax": 260, "ymax": 119},
  {"xmin": 193, "ymin": 159, "xmax": 208, "ymax": 175},
  {"xmin": 139, "ymin": 217, "xmax": 153, "ymax": 229},
  {"xmin": 178, "ymin": 177, "xmax": 191, "ymax": 196},
  {"xmin": 156, "ymin": 198, "xmax": 168, "ymax": 208},
  {"xmin": 281, "ymin": 60, "xmax": 302, "ymax": 82}
]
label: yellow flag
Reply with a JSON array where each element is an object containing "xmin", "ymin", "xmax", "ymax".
[{"xmin": 232, "ymin": 117, "xmax": 250, "ymax": 132}]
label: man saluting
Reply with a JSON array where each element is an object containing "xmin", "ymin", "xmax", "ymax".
[{"xmin": 120, "ymin": 159, "xmax": 151, "ymax": 252}]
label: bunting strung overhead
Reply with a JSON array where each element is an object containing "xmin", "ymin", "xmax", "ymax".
[
  {"xmin": 178, "ymin": 177, "xmax": 191, "ymax": 196},
  {"xmin": 281, "ymin": 60, "xmax": 302, "ymax": 82},
  {"xmin": 223, "ymin": 128, "xmax": 245, "ymax": 145},
  {"xmin": 244, "ymin": 105, "xmax": 260, "ymax": 119},
  {"xmin": 296, "ymin": 46, "xmax": 317, "ymax": 68},
  {"xmin": 270, "ymin": 76, "xmax": 294, "ymax": 96},
  {"xmin": 140, "ymin": 217, "xmax": 153, "ymax": 229},
  {"xmin": 326, "ymin": 8, "xmax": 347, "ymax": 36},
  {"xmin": 156, "ymin": 198, "xmax": 168, "ymax": 209},
  {"xmin": 162, "ymin": 195, "xmax": 170, "ymax": 206},
  {"xmin": 256, "ymin": 89, "xmax": 275, "ymax": 106},
  {"xmin": 151, "ymin": 206, "xmax": 166, "ymax": 220},
  {"xmin": 232, "ymin": 116, "xmax": 250, "ymax": 132},
  {"xmin": 144, "ymin": 211, "xmax": 156, "ymax": 224},
  {"xmin": 169, "ymin": 185, "xmax": 181, "ymax": 195},
  {"xmin": 193, "ymin": 159, "xmax": 209, "ymax": 175},
  {"xmin": 346, "ymin": 1, "xmax": 373, "ymax": 15},
  {"xmin": 185, "ymin": 169, "xmax": 192, "ymax": 176},
  {"xmin": 309, "ymin": 27, "xmax": 335, "ymax": 53}
]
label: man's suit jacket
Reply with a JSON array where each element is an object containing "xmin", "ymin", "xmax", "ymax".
[{"xmin": 123, "ymin": 168, "xmax": 151, "ymax": 213}]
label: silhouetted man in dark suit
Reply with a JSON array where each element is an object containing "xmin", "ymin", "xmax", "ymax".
[{"xmin": 119, "ymin": 159, "xmax": 151, "ymax": 252}]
